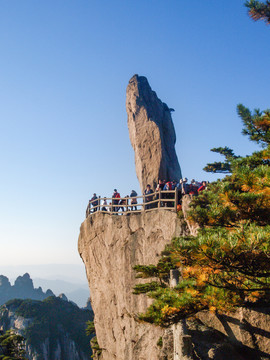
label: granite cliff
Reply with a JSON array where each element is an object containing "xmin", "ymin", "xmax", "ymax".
[
  {"xmin": 78, "ymin": 203, "xmax": 270, "ymax": 360},
  {"xmin": 126, "ymin": 74, "xmax": 181, "ymax": 192},
  {"xmin": 78, "ymin": 75, "xmax": 270, "ymax": 359},
  {"xmin": 79, "ymin": 211, "xmax": 186, "ymax": 359},
  {"xmin": 79, "ymin": 75, "xmax": 184, "ymax": 359}
]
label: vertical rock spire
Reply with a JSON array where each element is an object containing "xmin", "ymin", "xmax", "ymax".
[{"xmin": 126, "ymin": 74, "xmax": 182, "ymax": 192}]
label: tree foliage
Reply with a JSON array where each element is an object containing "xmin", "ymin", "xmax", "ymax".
[
  {"xmin": 237, "ymin": 104, "xmax": 270, "ymax": 146},
  {"xmin": 1, "ymin": 297, "xmax": 93, "ymax": 358},
  {"xmin": 0, "ymin": 329, "xmax": 27, "ymax": 360},
  {"xmin": 133, "ymin": 104, "xmax": 270, "ymax": 327},
  {"xmin": 245, "ymin": 0, "xmax": 270, "ymax": 24},
  {"xmin": 203, "ymin": 147, "xmax": 239, "ymax": 174},
  {"xmin": 86, "ymin": 321, "xmax": 95, "ymax": 336}
]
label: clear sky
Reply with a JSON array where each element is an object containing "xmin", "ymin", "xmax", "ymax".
[{"xmin": 0, "ymin": 1, "xmax": 269, "ymax": 270}]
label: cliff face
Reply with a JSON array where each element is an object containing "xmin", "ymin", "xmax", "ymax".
[
  {"xmin": 126, "ymin": 75, "xmax": 182, "ymax": 192},
  {"xmin": 78, "ymin": 211, "xmax": 186, "ymax": 360},
  {"xmin": 79, "ymin": 74, "xmax": 270, "ymax": 359},
  {"xmin": 79, "ymin": 209, "xmax": 270, "ymax": 360}
]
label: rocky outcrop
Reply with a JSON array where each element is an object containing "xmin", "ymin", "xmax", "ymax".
[
  {"xmin": 126, "ymin": 75, "xmax": 182, "ymax": 192},
  {"xmin": 181, "ymin": 195, "xmax": 200, "ymax": 236},
  {"xmin": 79, "ymin": 207, "xmax": 270, "ymax": 360},
  {"xmin": 79, "ymin": 76, "xmax": 270, "ymax": 360},
  {"xmin": 0, "ymin": 273, "xmax": 54, "ymax": 305},
  {"xmin": 156, "ymin": 310, "xmax": 270, "ymax": 360},
  {"xmin": 194, "ymin": 307, "xmax": 270, "ymax": 359},
  {"xmin": 78, "ymin": 211, "xmax": 186, "ymax": 360}
]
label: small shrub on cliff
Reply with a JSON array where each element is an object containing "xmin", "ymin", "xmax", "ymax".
[
  {"xmin": 133, "ymin": 104, "xmax": 270, "ymax": 327},
  {"xmin": 90, "ymin": 336, "xmax": 102, "ymax": 358},
  {"xmin": 86, "ymin": 320, "xmax": 96, "ymax": 336}
]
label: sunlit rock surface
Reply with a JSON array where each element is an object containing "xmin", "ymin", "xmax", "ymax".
[
  {"xmin": 78, "ymin": 211, "xmax": 185, "ymax": 360},
  {"xmin": 126, "ymin": 74, "xmax": 182, "ymax": 192}
]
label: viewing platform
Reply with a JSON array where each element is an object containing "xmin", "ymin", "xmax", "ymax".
[{"xmin": 86, "ymin": 189, "xmax": 180, "ymax": 218}]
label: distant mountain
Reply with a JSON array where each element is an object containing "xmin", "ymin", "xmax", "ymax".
[
  {"xmin": 32, "ymin": 278, "xmax": 90, "ymax": 308},
  {"xmin": 0, "ymin": 269, "xmax": 91, "ymax": 308},
  {"xmin": 0, "ymin": 264, "xmax": 88, "ymax": 284},
  {"xmin": 0, "ymin": 273, "xmax": 54, "ymax": 305},
  {"xmin": 0, "ymin": 297, "xmax": 94, "ymax": 360}
]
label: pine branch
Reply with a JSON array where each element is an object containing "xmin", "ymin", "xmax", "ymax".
[{"xmin": 245, "ymin": 0, "xmax": 270, "ymax": 24}]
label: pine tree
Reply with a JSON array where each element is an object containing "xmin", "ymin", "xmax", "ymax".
[
  {"xmin": 245, "ymin": 1, "xmax": 270, "ymax": 24},
  {"xmin": 133, "ymin": 2, "xmax": 270, "ymax": 328},
  {"xmin": 203, "ymin": 147, "xmax": 239, "ymax": 174},
  {"xmin": 0, "ymin": 330, "xmax": 27, "ymax": 360},
  {"xmin": 133, "ymin": 104, "xmax": 270, "ymax": 327}
]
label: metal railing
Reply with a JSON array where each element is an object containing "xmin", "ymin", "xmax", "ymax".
[{"xmin": 86, "ymin": 189, "xmax": 180, "ymax": 217}]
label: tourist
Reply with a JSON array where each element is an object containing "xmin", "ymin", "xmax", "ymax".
[
  {"xmin": 163, "ymin": 180, "xmax": 176, "ymax": 207},
  {"xmin": 130, "ymin": 190, "xmax": 138, "ymax": 211},
  {"xmin": 91, "ymin": 193, "xmax": 98, "ymax": 212},
  {"xmin": 155, "ymin": 179, "xmax": 165, "ymax": 207},
  {"xmin": 163, "ymin": 181, "xmax": 172, "ymax": 191},
  {"xmin": 119, "ymin": 196, "xmax": 129, "ymax": 212},
  {"xmin": 156, "ymin": 179, "xmax": 165, "ymax": 192},
  {"xmin": 171, "ymin": 180, "xmax": 177, "ymax": 190},
  {"xmin": 189, "ymin": 179, "xmax": 198, "ymax": 196},
  {"xmin": 144, "ymin": 184, "xmax": 154, "ymax": 210},
  {"xmin": 181, "ymin": 178, "xmax": 189, "ymax": 195},
  {"xmin": 198, "ymin": 181, "xmax": 207, "ymax": 193},
  {"xmin": 112, "ymin": 189, "xmax": 121, "ymax": 212},
  {"xmin": 102, "ymin": 197, "xmax": 108, "ymax": 211}
]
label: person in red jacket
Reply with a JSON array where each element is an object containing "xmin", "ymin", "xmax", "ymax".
[
  {"xmin": 112, "ymin": 189, "xmax": 120, "ymax": 212},
  {"xmin": 198, "ymin": 181, "xmax": 207, "ymax": 193}
]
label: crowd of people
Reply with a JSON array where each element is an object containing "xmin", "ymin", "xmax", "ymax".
[
  {"xmin": 155, "ymin": 178, "xmax": 208, "ymax": 196},
  {"xmin": 87, "ymin": 178, "xmax": 208, "ymax": 215},
  {"xmin": 87, "ymin": 189, "xmax": 138, "ymax": 214}
]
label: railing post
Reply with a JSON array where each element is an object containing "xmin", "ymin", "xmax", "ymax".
[
  {"xmin": 175, "ymin": 189, "xmax": 178, "ymax": 212},
  {"xmin": 98, "ymin": 196, "xmax": 101, "ymax": 212},
  {"xmin": 158, "ymin": 189, "xmax": 161, "ymax": 209}
]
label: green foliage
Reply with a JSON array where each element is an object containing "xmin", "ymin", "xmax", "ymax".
[
  {"xmin": 237, "ymin": 104, "xmax": 270, "ymax": 147},
  {"xmin": 133, "ymin": 281, "xmax": 162, "ymax": 295},
  {"xmin": 2, "ymin": 297, "xmax": 93, "ymax": 358},
  {"xmin": 133, "ymin": 104, "xmax": 270, "ymax": 327},
  {"xmin": 203, "ymin": 147, "xmax": 239, "ymax": 174},
  {"xmin": 245, "ymin": 0, "xmax": 270, "ymax": 24},
  {"xmin": 86, "ymin": 321, "xmax": 95, "ymax": 336},
  {"xmin": 0, "ymin": 329, "xmax": 27, "ymax": 360},
  {"xmin": 133, "ymin": 265, "xmax": 159, "ymax": 279},
  {"xmin": 157, "ymin": 337, "xmax": 163, "ymax": 347},
  {"xmin": 134, "ymin": 256, "xmax": 176, "ymax": 286},
  {"xmin": 90, "ymin": 336, "xmax": 102, "ymax": 358},
  {"xmin": 190, "ymin": 162, "xmax": 270, "ymax": 227}
]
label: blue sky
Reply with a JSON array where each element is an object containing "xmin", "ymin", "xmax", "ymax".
[{"xmin": 0, "ymin": 1, "xmax": 269, "ymax": 270}]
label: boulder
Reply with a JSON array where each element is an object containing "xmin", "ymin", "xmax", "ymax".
[{"xmin": 126, "ymin": 74, "xmax": 182, "ymax": 192}]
